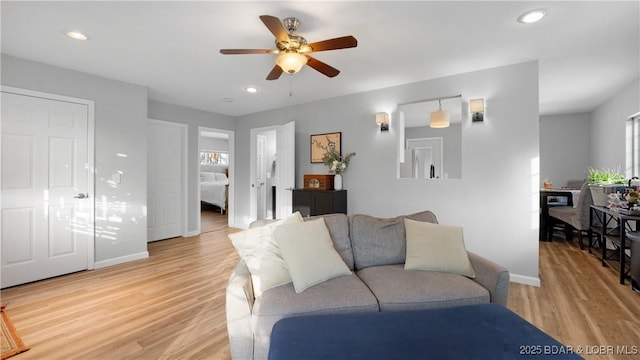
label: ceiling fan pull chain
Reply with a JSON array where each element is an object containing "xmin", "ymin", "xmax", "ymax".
[{"xmin": 289, "ymin": 75, "xmax": 294, "ymax": 98}]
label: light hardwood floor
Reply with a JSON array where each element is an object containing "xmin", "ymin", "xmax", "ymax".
[{"xmin": 1, "ymin": 215, "xmax": 638, "ymax": 360}]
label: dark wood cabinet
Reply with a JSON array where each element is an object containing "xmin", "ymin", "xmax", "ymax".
[{"xmin": 292, "ymin": 189, "xmax": 347, "ymax": 217}]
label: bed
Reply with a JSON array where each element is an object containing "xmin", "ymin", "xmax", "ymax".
[{"xmin": 200, "ymin": 171, "xmax": 228, "ymax": 213}]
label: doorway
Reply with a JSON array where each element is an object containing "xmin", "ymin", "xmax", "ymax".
[
  {"xmin": 198, "ymin": 127, "xmax": 234, "ymax": 233},
  {"xmin": 249, "ymin": 122, "xmax": 295, "ymax": 223},
  {"xmin": 1, "ymin": 87, "xmax": 95, "ymax": 288}
]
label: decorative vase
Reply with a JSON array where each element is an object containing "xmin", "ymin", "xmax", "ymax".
[{"xmin": 334, "ymin": 174, "xmax": 343, "ymax": 190}]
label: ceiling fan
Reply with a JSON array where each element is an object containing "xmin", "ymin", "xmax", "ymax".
[{"xmin": 220, "ymin": 15, "xmax": 357, "ymax": 80}]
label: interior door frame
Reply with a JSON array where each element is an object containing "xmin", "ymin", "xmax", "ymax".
[
  {"xmin": 250, "ymin": 125, "xmax": 279, "ymax": 223},
  {"xmin": 197, "ymin": 127, "xmax": 235, "ymax": 231},
  {"xmin": 148, "ymin": 119, "xmax": 188, "ymax": 239},
  {"xmin": 1, "ymin": 85, "xmax": 96, "ymax": 269}
]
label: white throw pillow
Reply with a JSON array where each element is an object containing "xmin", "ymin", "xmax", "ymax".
[
  {"xmin": 228, "ymin": 212, "xmax": 303, "ymax": 297},
  {"xmin": 274, "ymin": 218, "xmax": 352, "ymax": 293},
  {"xmin": 404, "ymin": 218, "xmax": 475, "ymax": 278}
]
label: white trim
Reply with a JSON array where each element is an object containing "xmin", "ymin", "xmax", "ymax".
[
  {"xmin": 94, "ymin": 251, "xmax": 149, "ymax": 269},
  {"xmin": 148, "ymin": 118, "xmax": 189, "ymax": 238},
  {"xmin": 509, "ymin": 273, "xmax": 540, "ymax": 287},
  {"xmin": 1, "ymin": 85, "xmax": 96, "ymax": 270},
  {"xmin": 183, "ymin": 230, "xmax": 200, "ymax": 237},
  {"xmin": 198, "ymin": 127, "xmax": 235, "ymax": 231}
]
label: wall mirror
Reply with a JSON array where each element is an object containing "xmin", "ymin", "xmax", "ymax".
[{"xmin": 397, "ymin": 96, "xmax": 462, "ymax": 179}]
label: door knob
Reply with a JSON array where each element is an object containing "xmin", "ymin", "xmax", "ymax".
[{"xmin": 74, "ymin": 193, "xmax": 88, "ymax": 199}]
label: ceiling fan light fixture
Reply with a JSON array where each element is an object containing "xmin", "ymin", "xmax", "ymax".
[{"xmin": 275, "ymin": 52, "xmax": 308, "ymax": 74}]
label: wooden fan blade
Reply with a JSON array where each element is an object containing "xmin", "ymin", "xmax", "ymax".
[
  {"xmin": 306, "ymin": 56, "xmax": 340, "ymax": 78},
  {"xmin": 220, "ymin": 49, "xmax": 276, "ymax": 55},
  {"xmin": 307, "ymin": 36, "xmax": 357, "ymax": 52},
  {"xmin": 266, "ymin": 65, "xmax": 284, "ymax": 80},
  {"xmin": 260, "ymin": 15, "xmax": 289, "ymax": 44}
]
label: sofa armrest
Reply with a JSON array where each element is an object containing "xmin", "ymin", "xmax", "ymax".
[
  {"xmin": 226, "ymin": 260, "xmax": 255, "ymax": 360},
  {"xmin": 467, "ymin": 252, "xmax": 510, "ymax": 306}
]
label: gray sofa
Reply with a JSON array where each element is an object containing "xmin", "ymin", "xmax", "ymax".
[{"xmin": 226, "ymin": 211, "xmax": 510, "ymax": 360}]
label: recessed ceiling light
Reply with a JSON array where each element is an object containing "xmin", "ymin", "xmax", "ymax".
[
  {"xmin": 517, "ymin": 9, "xmax": 547, "ymax": 24},
  {"xmin": 244, "ymin": 86, "xmax": 259, "ymax": 93},
  {"xmin": 66, "ymin": 31, "xmax": 88, "ymax": 40},
  {"xmin": 223, "ymin": 97, "xmax": 234, "ymax": 102}
]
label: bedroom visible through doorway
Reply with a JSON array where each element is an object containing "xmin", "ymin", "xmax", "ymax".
[{"xmin": 198, "ymin": 127, "xmax": 234, "ymax": 233}]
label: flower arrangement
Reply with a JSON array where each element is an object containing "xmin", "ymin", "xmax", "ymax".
[{"xmin": 322, "ymin": 149, "xmax": 356, "ymax": 175}]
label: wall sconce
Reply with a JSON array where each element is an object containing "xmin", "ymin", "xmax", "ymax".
[
  {"xmin": 470, "ymin": 98, "xmax": 485, "ymax": 122},
  {"xmin": 375, "ymin": 112, "xmax": 390, "ymax": 131}
]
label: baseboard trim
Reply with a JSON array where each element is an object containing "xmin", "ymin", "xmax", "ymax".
[
  {"xmin": 509, "ymin": 274, "xmax": 540, "ymax": 287},
  {"xmin": 184, "ymin": 230, "xmax": 200, "ymax": 237},
  {"xmin": 94, "ymin": 251, "xmax": 149, "ymax": 269},
  {"xmin": 230, "ymin": 222, "xmax": 249, "ymax": 230}
]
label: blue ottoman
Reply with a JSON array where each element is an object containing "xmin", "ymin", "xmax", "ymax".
[{"xmin": 269, "ymin": 304, "xmax": 582, "ymax": 359}]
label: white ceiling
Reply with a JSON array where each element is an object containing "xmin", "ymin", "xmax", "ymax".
[{"xmin": 2, "ymin": 1, "xmax": 638, "ymax": 117}]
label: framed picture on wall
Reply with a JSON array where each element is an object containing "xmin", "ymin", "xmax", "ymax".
[{"xmin": 310, "ymin": 132, "xmax": 341, "ymax": 163}]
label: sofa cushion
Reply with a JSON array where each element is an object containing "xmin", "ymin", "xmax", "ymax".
[
  {"xmin": 228, "ymin": 212, "xmax": 303, "ymax": 297},
  {"xmin": 252, "ymin": 274, "xmax": 379, "ymax": 359},
  {"xmin": 356, "ymin": 264, "xmax": 489, "ymax": 311},
  {"xmin": 404, "ymin": 218, "xmax": 475, "ymax": 278},
  {"xmin": 350, "ymin": 211, "xmax": 439, "ymax": 270},
  {"xmin": 305, "ymin": 213, "xmax": 354, "ymax": 270},
  {"xmin": 274, "ymin": 218, "xmax": 352, "ymax": 293}
]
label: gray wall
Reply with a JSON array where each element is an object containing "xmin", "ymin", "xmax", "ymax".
[
  {"xmin": 590, "ymin": 79, "xmax": 640, "ymax": 171},
  {"xmin": 2, "ymin": 53, "xmax": 543, "ymax": 283},
  {"xmin": 234, "ymin": 61, "xmax": 541, "ymax": 284},
  {"xmin": 148, "ymin": 100, "xmax": 235, "ymax": 233},
  {"xmin": 539, "ymin": 113, "xmax": 590, "ymax": 187},
  {"xmin": 2, "ymin": 54, "xmax": 148, "ymax": 265}
]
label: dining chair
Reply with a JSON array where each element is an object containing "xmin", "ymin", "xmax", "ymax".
[{"xmin": 547, "ymin": 182, "xmax": 594, "ymax": 249}]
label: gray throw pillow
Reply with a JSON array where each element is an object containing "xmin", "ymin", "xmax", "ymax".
[{"xmin": 351, "ymin": 214, "xmax": 406, "ymax": 269}]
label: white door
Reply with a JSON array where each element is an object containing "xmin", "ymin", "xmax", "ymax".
[
  {"xmin": 276, "ymin": 121, "xmax": 295, "ymax": 219},
  {"xmin": 256, "ymin": 134, "xmax": 267, "ymax": 220},
  {"xmin": 147, "ymin": 120, "xmax": 184, "ymax": 242},
  {"xmin": 250, "ymin": 122, "xmax": 295, "ymax": 223},
  {"xmin": 1, "ymin": 90, "xmax": 93, "ymax": 288}
]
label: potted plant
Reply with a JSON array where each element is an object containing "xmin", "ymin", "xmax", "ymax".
[{"xmin": 587, "ymin": 166, "xmax": 626, "ymax": 206}]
